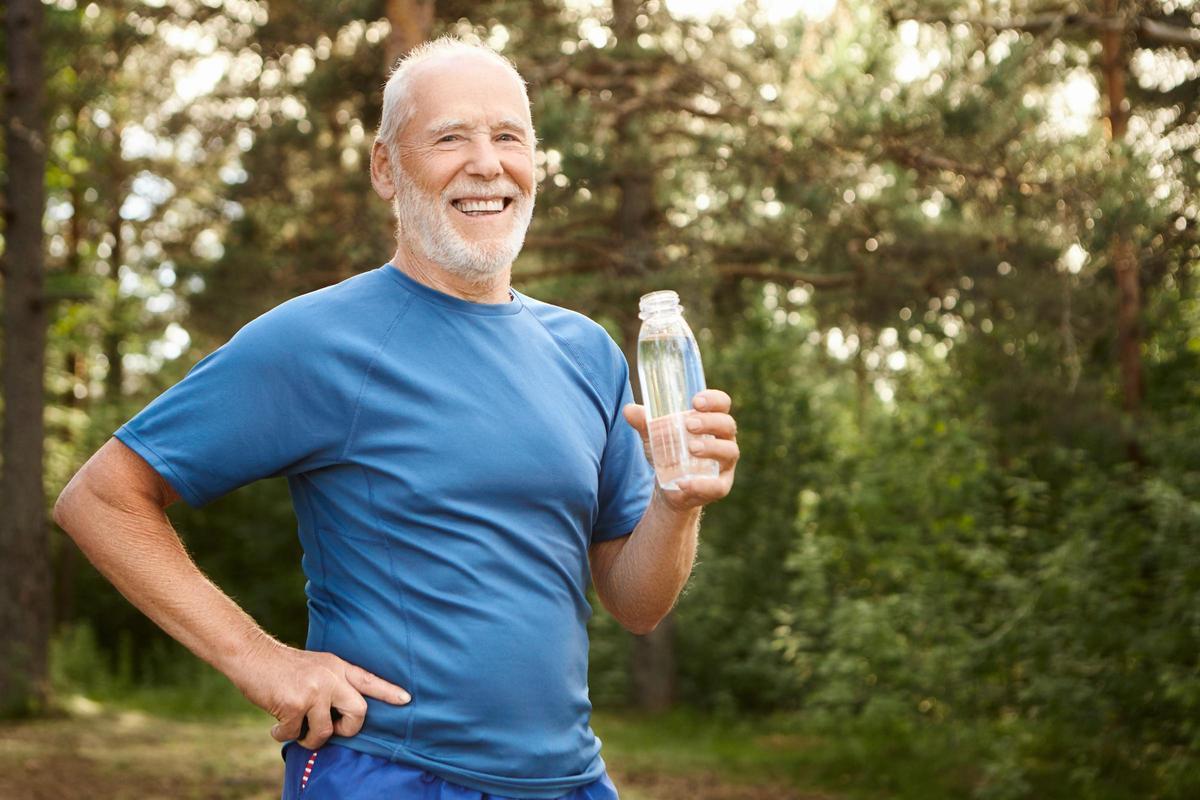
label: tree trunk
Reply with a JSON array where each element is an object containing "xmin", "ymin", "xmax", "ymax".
[
  {"xmin": 1, "ymin": 0, "xmax": 52, "ymax": 717},
  {"xmin": 1112, "ymin": 235, "xmax": 1142, "ymax": 416},
  {"xmin": 1100, "ymin": 0, "xmax": 1143, "ymax": 458},
  {"xmin": 104, "ymin": 209, "xmax": 125, "ymax": 401},
  {"xmin": 619, "ymin": 314, "xmax": 677, "ymax": 712},
  {"xmin": 384, "ymin": 0, "xmax": 435, "ymax": 70},
  {"xmin": 630, "ymin": 615, "xmax": 676, "ymax": 711},
  {"xmin": 610, "ymin": 0, "xmax": 675, "ymax": 712},
  {"xmin": 54, "ymin": 178, "xmax": 86, "ymax": 628},
  {"xmin": 853, "ymin": 262, "xmax": 868, "ymax": 431}
]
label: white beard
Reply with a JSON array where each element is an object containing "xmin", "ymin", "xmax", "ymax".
[{"xmin": 393, "ymin": 167, "xmax": 535, "ymax": 283}]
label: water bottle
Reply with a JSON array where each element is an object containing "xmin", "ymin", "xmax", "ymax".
[{"xmin": 636, "ymin": 290, "xmax": 720, "ymax": 490}]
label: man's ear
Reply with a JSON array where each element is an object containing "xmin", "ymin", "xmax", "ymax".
[{"xmin": 370, "ymin": 139, "xmax": 397, "ymax": 202}]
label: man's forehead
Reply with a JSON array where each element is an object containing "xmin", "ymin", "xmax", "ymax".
[
  {"xmin": 404, "ymin": 53, "xmax": 532, "ymax": 133},
  {"xmin": 408, "ymin": 52, "xmax": 525, "ymax": 100}
]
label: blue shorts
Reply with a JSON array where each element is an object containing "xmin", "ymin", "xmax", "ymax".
[{"xmin": 280, "ymin": 742, "xmax": 620, "ymax": 800}]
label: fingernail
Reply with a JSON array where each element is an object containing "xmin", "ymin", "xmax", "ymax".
[
  {"xmin": 695, "ymin": 396, "xmax": 708, "ymax": 410},
  {"xmin": 398, "ymin": 691, "xmax": 411, "ymax": 704},
  {"xmin": 689, "ymin": 440, "xmax": 703, "ymax": 454},
  {"xmin": 686, "ymin": 417, "xmax": 701, "ymax": 432}
]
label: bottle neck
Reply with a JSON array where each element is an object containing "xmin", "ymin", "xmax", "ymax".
[
  {"xmin": 639, "ymin": 290, "xmax": 682, "ymax": 321},
  {"xmin": 640, "ymin": 309, "xmax": 683, "ymax": 324}
]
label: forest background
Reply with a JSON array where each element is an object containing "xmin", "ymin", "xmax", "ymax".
[{"xmin": 2, "ymin": 0, "xmax": 1199, "ymax": 798}]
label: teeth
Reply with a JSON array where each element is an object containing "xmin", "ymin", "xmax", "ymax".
[{"xmin": 454, "ymin": 198, "xmax": 506, "ymax": 213}]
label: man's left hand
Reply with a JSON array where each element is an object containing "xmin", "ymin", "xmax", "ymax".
[{"xmin": 623, "ymin": 389, "xmax": 739, "ymax": 512}]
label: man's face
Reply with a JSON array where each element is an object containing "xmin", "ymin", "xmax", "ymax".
[{"xmin": 388, "ymin": 54, "xmax": 537, "ymax": 281}]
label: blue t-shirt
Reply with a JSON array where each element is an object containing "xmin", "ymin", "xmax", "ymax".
[{"xmin": 115, "ymin": 264, "xmax": 654, "ymax": 799}]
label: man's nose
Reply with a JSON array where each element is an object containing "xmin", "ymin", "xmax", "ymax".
[{"xmin": 464, "ymin": 135, "xmax": 503, "ymax": 180}]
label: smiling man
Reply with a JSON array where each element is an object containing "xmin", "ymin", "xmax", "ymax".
[{"xmin": 54, "ymin": 38, "xmax": 739, "ymax": 800}]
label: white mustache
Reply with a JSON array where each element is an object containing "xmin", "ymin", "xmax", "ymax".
[{"xmin": 443, "ymin": 180, "xmax": 528, "ymax": 201}]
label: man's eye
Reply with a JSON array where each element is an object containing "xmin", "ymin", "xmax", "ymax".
[
  {"xmin": 438, "ymin": 135, "xmax": 459, "ymax": 143},
  {"xmin": 497, "ymin": 133, "xmax": 519, "ymax": 142}
]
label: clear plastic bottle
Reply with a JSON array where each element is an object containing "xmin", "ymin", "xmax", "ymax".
[{"xmin": 636, "ymin": 290, "xmax": 720, "ymax": 490}]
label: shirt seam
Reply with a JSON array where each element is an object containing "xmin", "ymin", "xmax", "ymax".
[
  {"xmin": 381, "ymin": 264, "xmax": 524, "ymax": 317},
  {"xmin": 294, "ymin": 486, "xmax": 329, "ymax": 651},
  {"xmin": 337, "ymin": 291, "xmax": 420, "ymax": 747},
  {"xmin": 341, "ymin": 294, "xmax": 415, "ymax": 462},
  {"xmin": 369, "ymin": 465, "xmax": 420, "ymax": 749},
  {"xmin": 524, "ymin": 311, "xmax": 611, "ymax": 426},
  {"xmin": 525, "ymin": 310, "xmax": 643, "ymax": 538}
]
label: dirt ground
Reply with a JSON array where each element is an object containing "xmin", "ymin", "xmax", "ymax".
[{"xmin": 0, "ymin": 700, "xmax": 822, "ymax": 800}]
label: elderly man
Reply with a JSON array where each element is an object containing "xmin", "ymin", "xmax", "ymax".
[{"xmin": 55, "ymin": 37, "xmax": 739, "ymax": 800}]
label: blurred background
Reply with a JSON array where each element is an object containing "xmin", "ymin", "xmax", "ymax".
[{"xmin": 2, "ymin": 0, "xmax": 1199, "ymax": 798}]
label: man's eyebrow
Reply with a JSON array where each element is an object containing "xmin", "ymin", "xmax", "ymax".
[
  {"xmin": 427, "ymin": 117, "xmax": 530, "ymax": 137},
  {"xmin": 494, "ymin": 117, "xmax": 529, "ymax": 133},
  {"xmin": 428, "ymin": 119, "xmax": 468, "ymax": 137}
]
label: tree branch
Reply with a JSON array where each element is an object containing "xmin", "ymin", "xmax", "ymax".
[
  {"xmin": 512, "ymin": 261, "xmax": 604, "ymax": 282},
  {"xmin": 717, "ymin": 264, "xmax": 855, "ymax": 289},
  {"xmin": 882, "ymin": 141, "xmax": 1010, "ymax": 180},
  {"xmin": 811, "ymin": 136, "xmax": 1059, "ymax": 193},
  {"xmin": 885, "ymin": 7, "xmax": 1106, "ymax": 36},
  {"xmin": 1137, "ymin": 17, "xmax": 1200, "ymax": 51},
  {"xmin": 887, "ymin": 5, "xmax": 1200, "ymax": 53},
  {"xmin": 522, "ymin": 235, "xmax": 623, "ymax": 264}
]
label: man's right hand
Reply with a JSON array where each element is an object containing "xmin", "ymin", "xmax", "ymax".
[{"xmin": 233, "ymin": 640, "xmax": 411, "ymax": 750}]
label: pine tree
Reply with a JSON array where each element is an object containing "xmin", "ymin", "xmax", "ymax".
[{"xmin": 1, "ymin": 0, "xmax": 51, "ymax": 717}]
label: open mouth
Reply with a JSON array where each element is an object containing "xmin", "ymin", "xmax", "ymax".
[{"xmin": 451, "ymin": 197, "xmax": 514, "ymax": 217}]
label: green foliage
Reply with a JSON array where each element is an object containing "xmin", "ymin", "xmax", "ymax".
[
  {"xmin": 752, "ymin": 335, "xmax": 1200, "ymax": 798},
  {"xmin": 587, "ymin": 592, "xmax": 634, "ymax": 707},
  {"xmin": 50, "ymin": 623, "xmax": 255, "ymax": 719},
  {"xmin": 672, "ymin": 308, "xmax": 829, "ymax": 713},
  {"xmin": 30, "ymin": 0, "xmax": 1200, "ymax": 797}
]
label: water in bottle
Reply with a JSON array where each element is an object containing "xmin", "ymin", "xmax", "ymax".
[{"xmin": 636, "ymin": 290, "xmax": 720, "ymax": 490}]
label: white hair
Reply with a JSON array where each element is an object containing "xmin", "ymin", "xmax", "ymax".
[{"xmin": 376, "ymin": 36, "xmax": 533, "ymax": 156}]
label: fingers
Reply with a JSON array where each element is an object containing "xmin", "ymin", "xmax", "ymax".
[
  {"xmin": 693, "ymin": 390, "xmax": 732, "ymax": 413},
  {"xmin": 344, "ymin": 662, "xmax": 411, "ymax": 705},
  {"xmin": 628, "ymin": 399, "xmax": 736, "ymax": 440},
  {"xmin": 271, "ymin": 714, "xmax": 303, "ymax": 743},
  {"xmin": 297, "ymin": 704, "xmax": 335, "ymax": 750},
  {"xmin": 264, "ymin": 653, "xmax": 411, "ymax": 748},
  {"xmin": 328, "ymin": 662, "xmax": 411, "ymax": 739},
  {"xmin": 674, "ymin": 475, "xmax": 733, "ymax": 503},
  {"xmin": 684, "ymin": 411, "xmax": 737, "ymax": 439},
  {"xmin": 687, "ymin": 436, "xmax": 740, "ymax": 467},
  {"xmin": 330, "ymin": 692, "xmax": 368, "ymax": 738}
]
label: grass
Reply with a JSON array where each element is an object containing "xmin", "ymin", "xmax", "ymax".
[
  {"xmin": 10, "ymin": 684, "xmax": 1170, "ymax": 800},
  {"xmin": 37, "ymin": 623, "xmax": 987, "ymax": 800},
  {"xmin": 0, "ymin": 696, "xmax": 282, "ymax": 800},
  {"xmin": 1, "ymin": 695, "xmax": 821, "ymax": 800},
  {"xmin": 40, "ymin": 626, "xmax": 1152, "ymax": 800},
  {"xmin": 593, "ymin": 707, "xmax": 989, "ymax": 800}
]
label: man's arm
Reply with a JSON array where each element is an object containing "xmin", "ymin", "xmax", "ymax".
[
  {"xmin": 589, "ymin": 389, "xmax": 739, "ymax": 634},
  {"xmin": 53, "ymin": 438, "xmax": 410, "ymax": 747},
  {"xmin": 589, "ymin": 495, "xmax": 701, "ymax": 635}
]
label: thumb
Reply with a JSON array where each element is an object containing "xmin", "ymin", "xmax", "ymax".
[
  {"xmin": 623, "ymin": 403, "xmax": 653, "ymax": 466},
  {"xmin": 622, "ymin": 403, "xmax": 648, "ymax": 438}
]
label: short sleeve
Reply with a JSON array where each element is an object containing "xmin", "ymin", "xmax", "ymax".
[
  {"xmin": 591, "ymin": 350, "xmax": 654, "ymax": 543},
  {"xmin": 114, "ymin": 310, "xmax": 351, "ymax": 508}
]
